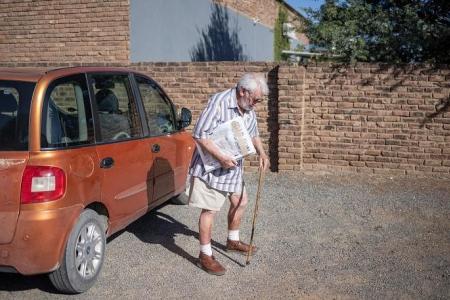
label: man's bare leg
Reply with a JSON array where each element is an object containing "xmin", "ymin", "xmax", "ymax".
[
  {"xmin": 199, "ymin": 209, "xmax": 216, "ymax": 246},
  {"xmin": 228, "ymin": 189, "xmax": 248, "ymax": 230},
  {"xmin": 198, "ymin": 209, "xmax": 226, "ymax": 275},
  {"xmin": 226, "ymin": 189, "xmax": 256, "ymax": 253}
]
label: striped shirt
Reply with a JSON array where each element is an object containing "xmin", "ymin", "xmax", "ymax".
[{"xmin": 189, "ymin": 87, "xmax": 259, "ymax": 193}]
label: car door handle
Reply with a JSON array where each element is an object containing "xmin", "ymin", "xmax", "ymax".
[
  {"xmin": 151, "ymin": 144, "xmax": 160, "ymax": 153},
  {"xmin": 100, "ymin": 157, "xmax": 114, "ymax": 169}
]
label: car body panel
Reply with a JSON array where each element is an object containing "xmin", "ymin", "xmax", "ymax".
[
  {"xmin": 0, "ymin": 204, "xmax": 83, "ymax": 275},
  {"xmin": 147, "ymin": 132, "xmax": 195, "ymax": 202},
  {"xmin": 96, "ymin": 139, "xmax": 153, "ymax": 232},
  {"xmin": 0, "ymin": 152, "xmax": 28, "ymax": 244}
]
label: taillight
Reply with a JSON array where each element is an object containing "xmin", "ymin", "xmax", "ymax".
[{"xmin": 20, "ymin": 166, "xmax": 66, "ymax": 204}]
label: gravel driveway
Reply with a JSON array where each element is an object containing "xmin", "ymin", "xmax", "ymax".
[{"xmin": 1, "ymin": 172, "xmax": 449, "ymax": 299}]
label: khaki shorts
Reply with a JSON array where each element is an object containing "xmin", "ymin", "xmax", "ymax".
[{"xmin": 188, "ymin": 177, "xmax": 245, "ymax": 211}]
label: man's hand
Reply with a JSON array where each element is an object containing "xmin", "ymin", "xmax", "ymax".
[
  {"xmin": 218, "ymin": 154, "xmax": 238, "ymax": 169},
  {"xmin": 195, "ymin": 138, "xmax": 237, "ymax": 170},
  {"xmin": 252, "ymin": 136, "xmax": 270, "ymax": 172},
  {"xmin": 259, "ymin": 153, "xmax": 270, "ymax": 172}
]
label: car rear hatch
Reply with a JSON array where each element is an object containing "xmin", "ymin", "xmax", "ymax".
[
  {"xmin": 0, "ymin": 154, "xmax": 29, "ymax": 244},
  {"xmin": 0, "ymin": 81, "xmax": 34, "ymax": 244}
]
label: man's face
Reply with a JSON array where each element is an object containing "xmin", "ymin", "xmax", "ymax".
[{"xmin": 238, "ymin": 88, "xmax": 263, "ymax": 112}]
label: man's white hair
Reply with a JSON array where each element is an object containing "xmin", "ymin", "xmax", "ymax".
[{"xmin": 237, "ymin": 73, "xmax": 269, "ymax": 96}]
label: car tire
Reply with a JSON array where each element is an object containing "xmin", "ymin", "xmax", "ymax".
[{"xmin": 49, "ymin": 209, "xmax": 106, "ymax": 294}]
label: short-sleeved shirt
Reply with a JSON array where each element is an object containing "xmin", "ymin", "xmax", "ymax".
[{"xmin": 189, "ymin": 87, "xmax": 259, "ymax": 193}]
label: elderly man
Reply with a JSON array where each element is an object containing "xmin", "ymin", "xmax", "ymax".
[{"xmin": 188, "ymin": 73, "xmax": 270, "ymax": 275}]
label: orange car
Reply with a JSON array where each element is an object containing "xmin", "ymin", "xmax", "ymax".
[{"xmin": 0, "ymin": 67, "xmax": 195, "ymax": 293}]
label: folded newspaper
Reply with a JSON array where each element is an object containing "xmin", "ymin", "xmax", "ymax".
[{"xmin": 197, "ymin": 117, "xmax": 256, "ymax": 173}]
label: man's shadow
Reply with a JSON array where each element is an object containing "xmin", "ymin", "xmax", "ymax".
[{"xmin": 126, "ymin": 206, "xmax": 245, "ymax": 267}]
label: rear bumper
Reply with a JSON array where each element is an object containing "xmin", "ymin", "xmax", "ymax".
[{"xmin": 0, "ymin": 205, "xmax": 82, "ymax": 275}]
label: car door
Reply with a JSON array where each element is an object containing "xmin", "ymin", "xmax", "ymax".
[
  {"xmin": 90, "ymin": 73, "xmax": 152, "ymax": 229},
  {"xmin": 134, "ymin": 75, "xmax": 185, "ymax": 203}
]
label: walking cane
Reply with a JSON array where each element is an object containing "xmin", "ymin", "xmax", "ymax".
[{"xmin": 246, "ymin": 167, "xmax": 265, "ymax": 265}]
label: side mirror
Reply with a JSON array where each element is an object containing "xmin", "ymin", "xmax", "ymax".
[{"xmin": 179, "ymin": 107, "xmax": 192, "ymax": 129}]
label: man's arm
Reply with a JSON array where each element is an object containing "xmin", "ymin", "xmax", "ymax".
[
  {"xmin": 252, "ymin": 136, "xmax": 270, "ymax": 171},
  {"xmin": 195, "ymin": 138, "xmax": 237, "ymax": 169}
]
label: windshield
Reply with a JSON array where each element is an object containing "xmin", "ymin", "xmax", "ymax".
[{"xmin": 0, "ymin": 81, "xmax": 35, "ymax": 151}]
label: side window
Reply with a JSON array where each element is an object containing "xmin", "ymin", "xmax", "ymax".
[
  {"xmin": 0, "ymin": 81, "xmax": 34, "ymax": 151},
  {"xmin": 135, "ymin": 76, "xmax": 176, "ymax": 136},
  {"xmin": 42, "ymin": 75, "xmax": 93, "ymax": 149},
  {"xmin": 90, "ymin": 74, "xmax": 142, "ymax": 142}
]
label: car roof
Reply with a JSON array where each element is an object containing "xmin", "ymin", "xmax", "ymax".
[
  {"xmin": 0, "ymin": 67, "xmax": 49, "ymax": 82},
  {"xmin": 0, "ymin": 66, "xmax": 143, "ymax": 83}
]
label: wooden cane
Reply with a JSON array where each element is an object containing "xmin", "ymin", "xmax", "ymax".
[{"xmin": 246, "ymin": 167, "xmax": 265, "ymax": 265}]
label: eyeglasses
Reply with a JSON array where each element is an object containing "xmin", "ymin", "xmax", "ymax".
[{"xmin": 244, "ymin": 89, "xmax": 264, "ymax": 103}]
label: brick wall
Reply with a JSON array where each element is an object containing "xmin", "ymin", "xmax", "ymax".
[
  {"xmin": 2, "ymin": 61, "xmax": 449, "ymax": 176},
  {"xmin": 214, "ymin": 0, "xmax": 278, "ymax": 28},
  {"xmin": 278, "ymin": 63, "xmax": 450, "ymax": 176},
  {"xmin": 277, "ymin": 65, "xmax": 305, "ymax": 171},
  {"xmin": 0, "ymin": 0, "xmax": 129, "ymax": 64}
]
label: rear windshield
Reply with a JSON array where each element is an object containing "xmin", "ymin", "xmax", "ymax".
[{"xmin": 0, "ymin": 81, "xmax": 35, "ymax": 151}]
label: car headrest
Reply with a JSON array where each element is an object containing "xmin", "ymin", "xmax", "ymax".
[
  {"xmin": 95, "ymin": 80, "xmax": 115, "ymax": 90},
  {"xmin": 96, "ymin": 89, "xmax": 119, "ymax": 113},
  {"xmin": 0, "ymin": 90, "xmax": 18, "ymax": 113}
]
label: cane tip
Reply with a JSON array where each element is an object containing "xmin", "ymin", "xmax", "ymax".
[{"xmin": 245, "ymin": 261, "xmax": 250, "ymax": 265}]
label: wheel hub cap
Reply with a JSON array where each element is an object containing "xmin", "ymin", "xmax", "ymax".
[{"xmin": 75, "ymin": 222, "xmax": 104, "ymax": 279}]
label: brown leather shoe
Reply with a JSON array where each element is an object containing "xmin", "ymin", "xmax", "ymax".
[
  {"xmin": 197, "ymin": 252, "xmax": 226, "ymax": 276},
  {"xmin": 226, "ymin": 239, "xmax": 257, "ymax": 254}
]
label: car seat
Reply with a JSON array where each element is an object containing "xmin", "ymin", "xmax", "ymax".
[
  {"xmin": 96, "ymin": 89, "xmax": 120, "ymax": 114},
  {"xmin": 45, "ymin": 98, "xmax": 74, "ymax": 146},
  {"xmin": 95, "ymin": 88, "xmax": 131, "ymax": 140}
]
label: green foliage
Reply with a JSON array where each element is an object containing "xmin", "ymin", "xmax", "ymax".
[
  {"xmin": 274, "ymin": 6, "xmax": 291, "ymax": 61},
  {"xmin": 305, "ymin": 0, "xmax": 450, "ymax": 63}
]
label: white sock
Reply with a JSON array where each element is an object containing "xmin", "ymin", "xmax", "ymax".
[
  {"xmin": 228, "ymin": 230, "xmax": 240, "ymax": 241},
  {"xmin": 200, "ymin": 243, "xmax": 212, "ymax": 256}
]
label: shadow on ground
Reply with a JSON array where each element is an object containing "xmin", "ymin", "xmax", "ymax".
[
  {"xmin": 127, "ymin": 209, "xmax": 246, "ymax": 267},
  {"xmin": 0, "ymin": 273, "xmax": 56, "ymax": 293}
]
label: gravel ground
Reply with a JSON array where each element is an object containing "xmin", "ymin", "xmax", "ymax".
[{"xmin": 1, "ymin": 172, "xmax": 449, "ymax": 299}]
